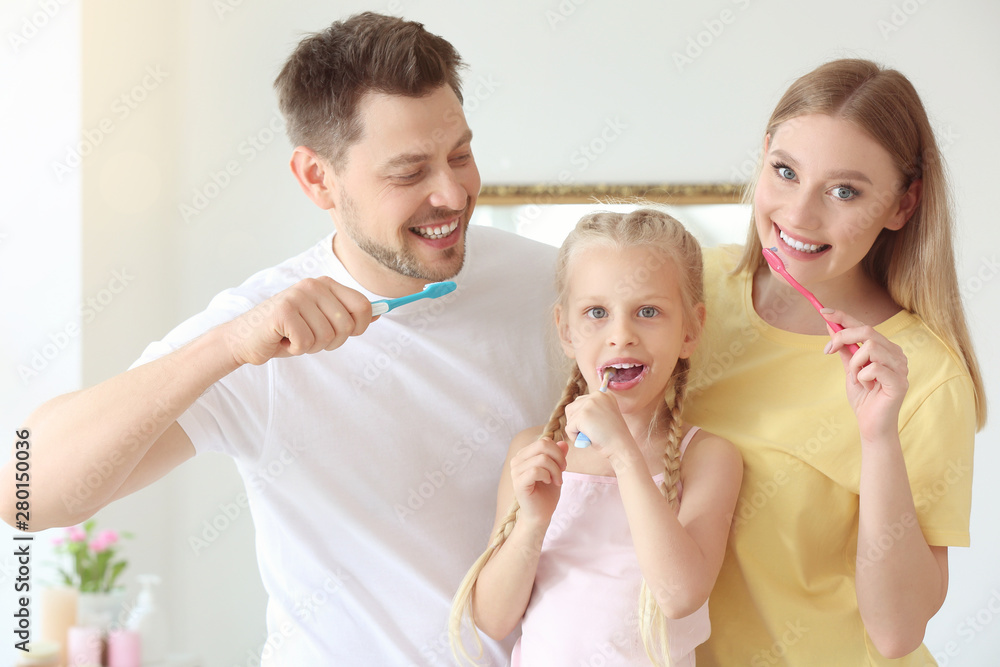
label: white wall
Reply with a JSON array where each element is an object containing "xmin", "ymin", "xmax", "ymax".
[
  {"xmin": 4, "ymin": 1, "xmax": 998, "ymax": 665},
  {"xmin": 0, "ymin": 1, "xmax": 81, "ymax": 665}
]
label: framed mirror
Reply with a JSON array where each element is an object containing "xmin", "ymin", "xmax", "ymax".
[{"xmin": 471, "ymin": 182, "xmax": 751, "ymax": 248}]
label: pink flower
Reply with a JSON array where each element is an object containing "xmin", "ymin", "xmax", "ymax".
[
  {"xmin": 89, "ymin": 538, "xmax": 110, "ymax": 553},
  {"xmin": 96, "ymin": 529, "xmax": 119, "ymax": 547},
  {"xmin": 66, "ymin": 525, "xmax": 87, "ymax": 542},
  {"xmin": 52, "ymin": 537, "xmax": 64, "ymax": 547}
]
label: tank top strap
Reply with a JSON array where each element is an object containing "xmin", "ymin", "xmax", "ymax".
[{"xmin": 679, "ymin": 425, "xmax": 701, "ymax": 459}]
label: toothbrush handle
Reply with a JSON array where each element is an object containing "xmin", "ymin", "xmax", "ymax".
[
  {"xmin": 823, "ymin": 318, "xmax": 861, "ymax": 355},
  {"xmin": 574, "ymin": 371, "xmax": 613, "ymax": 448},
  {"xmin": 777, "ymin": 268, "xmax": 861, "ymax": 355}
]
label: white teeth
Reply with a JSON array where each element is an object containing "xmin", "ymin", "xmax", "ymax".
[
  {"xmin": 411, "ymin": 219, "xmax": 459, "ymax": 239},
  {"xmin": 606, "ymin": 363, "xmax": 640, "ymax": 369},
  {"xmin": 779, "ymin": 229, "xmax": 828, "ymax": 253}
]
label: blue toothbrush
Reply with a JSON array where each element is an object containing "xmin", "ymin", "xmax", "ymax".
[
  {"xmin": 370, "ymin": 281, "xmax": 457, "ymax": 316},
  {"xmin": 574, "ymin": 369, "xmax": 614, "ymax": 448}
]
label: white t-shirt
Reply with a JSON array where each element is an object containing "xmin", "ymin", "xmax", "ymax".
[{"xmin": 132, "ymin": 226, "xmax": 565, "ymax": 665}]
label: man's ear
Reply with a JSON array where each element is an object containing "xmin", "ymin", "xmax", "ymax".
[
  {"xmin": 679, "ymin": 303, "xmax": 706, "ymax": 360},
  {"xmin": 885, "ymin": 178, "xmax": 922, "ymax": 231},
  {"xmin": 290, "ymin": 146, "xmax": 337, "ymax": 210},
  {"xmin": 553, "ymin": 304, "xmax": 576, "ymax": 360}
]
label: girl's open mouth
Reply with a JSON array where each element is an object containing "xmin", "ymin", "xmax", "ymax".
[{"xmin": 599, "ymin": 362, "xmax": 648, "ymax": 390}]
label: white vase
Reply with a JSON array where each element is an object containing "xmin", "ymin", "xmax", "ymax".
[{"xmin": 76, "ymin": 589, "xmax": 127, "ymax": 632}]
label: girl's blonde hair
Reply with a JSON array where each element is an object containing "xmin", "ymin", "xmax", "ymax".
[
  {"xmin": 449, "ymin": 208, "xmax": 705, "ymax": 666},
  {"xmin": 735, "ymin": 58, "xmax": 986, "ymax": 429}
]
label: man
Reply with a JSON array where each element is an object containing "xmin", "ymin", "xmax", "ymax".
[{"xmin": 2, "ymin": 13, "xmax": 562, "ymax": 664}]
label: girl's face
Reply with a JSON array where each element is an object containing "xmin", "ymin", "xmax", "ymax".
[
  {"xmin": 754, "ymin": 113, "xmax": 920, "ymax": 289},
  {"xmin": 555, "ymin": 245, "xmax": 701, "ymax": 418}
]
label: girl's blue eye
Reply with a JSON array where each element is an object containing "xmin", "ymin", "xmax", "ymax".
[
  {"xmin": 638, "ymin": 306, "xmax": 658, "ymax": 318},
  {"xmin": 587, "ymin": 307, "xmax": 607, "ymax": 319},
  {"xmin": 777, "ymin": 166, "xmax": 796, "ymax": 180},
  {"xmin": 830, "ymin": 186, "xmax": 858, "ymax": 200}
]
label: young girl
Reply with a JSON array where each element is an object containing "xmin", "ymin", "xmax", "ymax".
[
  {"xmin": 450, "ymin": 209, "xmax": 743, "ymax": 666},
  {"xmin": 685, "ymin": 59, "xmax": 986, "ymax": 665}
]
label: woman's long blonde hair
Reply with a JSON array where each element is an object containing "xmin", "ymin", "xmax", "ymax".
[
  {"xmin": 735, "ymin": 58, "xmax": 986, "ymax": 429},
  {"xmin": 449, "ymin": 208, "xmax": 705, "ymax": 666}
]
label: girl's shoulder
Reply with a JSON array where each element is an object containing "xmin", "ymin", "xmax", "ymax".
[{"xmin": 681, "ymin": 426, "xmax": 743, "ymax": 478}]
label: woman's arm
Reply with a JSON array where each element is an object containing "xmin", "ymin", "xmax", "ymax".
[
  {"xmin": 825, "ymin": 308, "xmax": 950, "ymax": 658},
  {"xmin": 470, "ymin": 429, "xmax": 568, "ymax": 640},
  {"xmin": 856, "ymin": 433, "xmax": 949, "ymax": 658}
]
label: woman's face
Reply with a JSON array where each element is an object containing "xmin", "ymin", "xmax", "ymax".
[{"xmin": 753, "ymin": 114, "xmax": 920, "ymax": 290}]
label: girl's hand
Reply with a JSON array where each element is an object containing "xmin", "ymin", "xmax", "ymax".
[
  {"xmin": 509, "ymin": 437, "xmax": 568, "ymax": 526},
  {"xmin": 821, "ymin": 308, "xmax": 909, "ymax": 441},
  {"xmin": 564, "ymin": 390, "xmax": 637, "ymax": 471}
]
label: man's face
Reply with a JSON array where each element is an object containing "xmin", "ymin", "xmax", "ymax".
[{"xmin": 329, "ymin": 85, "xmax": 480, "ymax": 293}]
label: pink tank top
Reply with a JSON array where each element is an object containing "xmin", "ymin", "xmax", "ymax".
[{"xmin": 511, "ymin": 427, "xmax": 709, "ymax": 666}]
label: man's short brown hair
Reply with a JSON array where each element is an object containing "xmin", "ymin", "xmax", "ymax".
[{"xmin": 274, "ymin": 12, "xmax": 466, "ymax": 169}]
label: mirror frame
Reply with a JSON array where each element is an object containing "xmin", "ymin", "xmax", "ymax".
[{"xmin": 478, "ymin": 182, "xmax": 746, "ymax": 205}]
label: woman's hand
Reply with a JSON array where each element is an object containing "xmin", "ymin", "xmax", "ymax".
[
  {"xmin": 821, "ymin": 308, "xmax": 909, "ymax": 441},
  {"xmin": 509, "ymin": 437, "xmax": 568, "ymax": 526}
]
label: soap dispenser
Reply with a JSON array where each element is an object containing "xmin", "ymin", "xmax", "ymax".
[{"xmin": 127, "ymin": 574, "xmax": 168, "ymax": 665}]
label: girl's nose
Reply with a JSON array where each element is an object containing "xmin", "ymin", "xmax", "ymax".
[{"xmin": 607, "ymin": 317, "xmax": 637, "ymax": 347}]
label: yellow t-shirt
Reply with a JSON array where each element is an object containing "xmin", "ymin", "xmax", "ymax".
[{"xmin": 687, "ymin": 245, "xmax": 975, "ymax": 666}]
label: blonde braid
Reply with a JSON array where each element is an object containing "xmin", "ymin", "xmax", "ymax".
[
  {"xmin": 659, "ymin": 359, "xmax": 689, "ymax": 511},
  {"xmin": 448, "ymin": 366, "xmax": 587, "ymax": 665},
  {"xmin": 638, "ymin": 358, "xmax": 690, "ymax": 666}
]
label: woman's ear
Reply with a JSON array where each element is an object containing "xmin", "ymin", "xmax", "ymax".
[
  {"xmin": 553, "ymin": 304, "xmax": 576, "ymax": 360},
  {"xmin": 290, "ymin": 146, "xmax": 338, "ymax": 210},
  {"xmin": 885, "ymin": 178, "xmax": 922, "ymax": 231},
  {"xmin": 679, "ymin": 303, "xmax": 707, "ymax": 360}
]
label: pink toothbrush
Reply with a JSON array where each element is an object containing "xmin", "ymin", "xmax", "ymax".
[{"xmin": 761, "ymin": 247, "xmax": 860, "ymax": 355}]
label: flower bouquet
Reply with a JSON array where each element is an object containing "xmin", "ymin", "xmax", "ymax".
[{"xmin": 52, "ymin": 520, "xmax": 132, "ymax": 593}]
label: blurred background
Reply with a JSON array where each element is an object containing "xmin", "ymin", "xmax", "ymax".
[{"xmin": 2, "ymin": 1, "xmax": 997, "ymax": 665}]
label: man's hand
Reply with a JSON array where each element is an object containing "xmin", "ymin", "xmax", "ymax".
[{"xmin": 223, "ymin": 277, "xmax": 376, "ymax": 366}]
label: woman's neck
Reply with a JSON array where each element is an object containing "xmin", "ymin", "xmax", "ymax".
[{"xmin": 752, "ymin": 263, "xmax": 901, "ymax": 334}]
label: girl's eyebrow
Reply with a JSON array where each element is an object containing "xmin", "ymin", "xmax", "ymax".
[{"xmin": 769, "ymin": 148, "xmax": 873, "ymax": 185}]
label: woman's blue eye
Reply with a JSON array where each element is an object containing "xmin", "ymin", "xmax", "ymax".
[
  {"xmin": 831, "ymin": 186, "xmax": 858, "ymax": 200},
  {"xmin": 777, "ymin": 166, "xmax": 796, "ymax": 180},
  {"xmin": 639, "ymin": 306, "xmax": 658, "ymax": 318},
  {"xmin": 587, "ymin": 307, "xmax": 607, "ymax": 319}
]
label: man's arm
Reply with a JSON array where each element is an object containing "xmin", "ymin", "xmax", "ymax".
[{"xmin": 1, "ymin": 276, "xmax": 374, "ymax": 531}]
